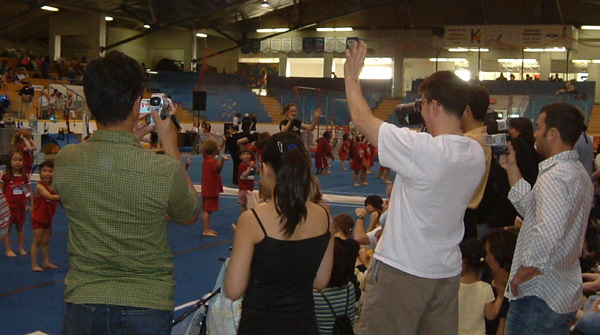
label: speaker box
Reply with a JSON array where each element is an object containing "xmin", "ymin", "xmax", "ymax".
[{"xmin": 192, "ymin": 91, "xmax": 206, "ymax": 111}]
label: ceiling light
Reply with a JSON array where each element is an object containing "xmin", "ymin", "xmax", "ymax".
[
  {"xmin": 572, "ymin": 59, "xmax": 591, "ymax": 63},
  {"xmin": 261, "ymin": 0, "xmax": 269, "ymax": 8},
  {"xmin": 41, "ymin": 6, "xmax": 59, "ymax": 12},
  {"xmin": 196, "ymin": 33, "xmax": 207, "ymax": 38},
  {"xmin": 256, "ymin": 28, "xmax": 289, "ymax": 33},
  {"xmin": 143, "ymin": 24, "xmax": 151, "ymax": 29},
  {"xmin": 582, "ymin": 25, "xmax": 600, "ymax": 30},
  {"xmin": 593, "ymin": 59, "xmax": 600, "ymax": 63},
  {"xmin": 429, "ymin": 58, "xmax": 466, "ymax": 63},
  {"xmin": 316, "ymin": 27, "xmax": 353, "ymax": 32},
  {"xmin": 498, "ymin": 59, "xmax": 538, "ymax": 64},
  {"xmin": 525, "ymin": 47, "xmax": 566, "ymax": 52},
  {"xmin": 105, "ymin": 16, "xmax": 113, "ymax": 21},
  {"xmin": 448, "ymin": 48, "xmax": 489, "ymax": 52}
]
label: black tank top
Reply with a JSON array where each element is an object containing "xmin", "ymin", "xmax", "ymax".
[{"xmin": 238, "ymin": 208, "xmax": 330, "ymax": 334}]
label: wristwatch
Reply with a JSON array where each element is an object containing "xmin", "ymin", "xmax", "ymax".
[{"xmin": 356, "ymin": 215, "xmax": 364, "ymax": 220}]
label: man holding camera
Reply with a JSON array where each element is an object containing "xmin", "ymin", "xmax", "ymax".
[
  {"xmin": 499, "ymin": 103, "xmax": 593, "ymax": 334},
  {"xmin": 345, "ymin": 41, "xmax": 485, "ymax": 334},
  {"xmin": 54, "ymin": 51, "xmax": 200, "ymax": 335}
]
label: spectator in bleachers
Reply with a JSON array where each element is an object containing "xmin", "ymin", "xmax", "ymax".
[
  {"xmin": 41, "ymin": 56, "xmax": 51, "ymax": 79},
  {"xmin": 0, "ymin": 60, "xmax": 7, "ymax": 75},
  {"xmin": 18, "ymin": 81, "xmax": 34, "ymax": 116},
  {"xmin": 15, "ymin": 67, "xmax": 28, "ymax": 83},
  {"xmin": 4, "ymin": 68, "xmax": 17, "ymax": 84},
  {"xmin": 38, "ymin": 89, "xmax": 51, "ymax": 119}
]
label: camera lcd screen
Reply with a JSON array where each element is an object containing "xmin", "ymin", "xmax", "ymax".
[{"xmin": 140, "ymin": 99, "xmax": 150, "ymax": 113}]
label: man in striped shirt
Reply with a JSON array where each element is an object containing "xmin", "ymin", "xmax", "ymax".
[{"xmin": 500, "ymin": 103, "xmax": 593, "ymax": 334}]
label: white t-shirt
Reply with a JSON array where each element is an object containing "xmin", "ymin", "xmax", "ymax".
[
  {"xmin": 458, "ymin": 281, "xmax": 494, "ymax": 335},
  {"xmin": 375, "ymin": 123, "xmax": 485, "ymax": 278}
]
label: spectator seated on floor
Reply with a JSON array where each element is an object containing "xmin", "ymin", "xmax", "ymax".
[{"xmin": 572, "ymin": 295, "xmax": 600, "ymax": 335}]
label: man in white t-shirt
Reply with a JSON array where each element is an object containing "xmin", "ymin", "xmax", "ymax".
[{"xmin": 345, "ymin": 41, "xmax": 485, "ymax": 335}]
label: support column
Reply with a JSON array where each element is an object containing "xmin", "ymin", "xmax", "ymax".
[
  {"xmin": 192, "ymin": 31, "xmax": 198, "ymax": 72},
  {"xmin": 51, "ymin": 35, "xmax": 61, "ymax": 61},
  {"xmin": 539, "ymin": 53, "xmax": 551, "ymax": 81},
  {"xmin": 394, "ymin": 57, "xmax": 404, "ymax": 97},
  {"xmin": 588, "ymin": 62, "xmax": 600, "ymax": 104},
  {"xmin": 279, "ymin": 53, "xmax": 288, "ymax": 77},
  {"xmin": 98, "ymin": 14, "xmax": 106, "ymax": 56},
  {"xmin": 323, "ymin": 52, "xmax": 333, "ymax": 78},
  {"xmin": 468, "ymin": 52, "xmax": 479, "ymax": 81}
]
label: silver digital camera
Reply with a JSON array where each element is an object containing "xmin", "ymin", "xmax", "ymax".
[{"xmin": 140, "ymin": 93, "xmax": 174, "ymax": 127}]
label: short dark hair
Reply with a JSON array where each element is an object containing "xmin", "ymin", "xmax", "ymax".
[
  {"xmin": 333, "ymin": 213, "xmax": 354, "ymax": 236},
  {"xmin": 481, "ymin": 228, "xmax": 518, "ymax": 271},
  {"xmin": 541, "ymin": 103, "xmax": 586, "ymax": 147},
  {"xmin": 83, "ymin": 51, "xmax": 145, "ymax": 126},
  {"xmin": 365, "ymin": 195, "xmax": 383, "ymax": 211},
  {"xmin": 418, "ymin": 70, "xmax": 470, "ymax": 118},
  {"xmin": 39, "ymin": 160, "xmax": 54, "ymax": 170},
  {"xmin": 202, "ymin": 140, "xmax": 218, "ymax": 155},
  {"xmin": 467, "ymin": 84, "xmax": 490, "ymax": 121},
  {"xmin": 509, "ymin": 117, "xmax": 535, "ymax": 145}
]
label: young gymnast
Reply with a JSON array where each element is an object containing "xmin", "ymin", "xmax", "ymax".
[
  {"xmin": 201, "ymin": 139, "xmax": 228, "ymax": 237},
  {"xmin": 30, "ymin": 160, "xmax": 60, "ymax": 272},
  {"xmin": 238, "ymin": 147, "xmax": 256, "ymax": 213},
  {"xmin": 2, "ymin": 150, "xmax": 33, "ymax": 257},
  {"xmin": 12, "ymin": 129, "xmax": 38, "ymax": 175},
  {"xmin": 338, "ymin": 133, "xmax": 351, "ymax": 171}
]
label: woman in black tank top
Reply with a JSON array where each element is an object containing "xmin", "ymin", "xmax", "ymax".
[{"xmin": 225, "ymin": 132, "xmax": 334, "ymax": 335}]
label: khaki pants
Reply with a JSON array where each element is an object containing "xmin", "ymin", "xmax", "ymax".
[{"xmin": 359, "ymin": 260, "xmax": 460, "ymax": 335}]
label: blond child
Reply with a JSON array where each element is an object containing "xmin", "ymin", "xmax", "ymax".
[{"xmin": 30, "ymin": 160, "xmax": 60, "ymax": 271}]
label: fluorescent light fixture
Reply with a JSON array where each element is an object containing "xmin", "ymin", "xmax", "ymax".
[
  {"xmin": 143, "ymin": 24, "xmax": 151, "ymax": 29},
  {"xmin": 429, "ymin": 58, "xmax": 467, "ymax": 63},
  {"xmin": 448, "ymin": 48, "xmax": 489, "ymax": 52},
  {"xmin": 524, "ymin": 47, "xmax": 566, "ymax": 52},
  {"xmin": 364, "ymin": 58, "xmax": 393, "ymax": 65},
  {"xmin": 41, "ymin": 6, "xmax": 59, "ymax": 11},
  {"xmin": 105, "ymin": 16, "xmax": 113, "ymax": 21},
  {"xmin": 258, "ymin": 58, "xmax": 280, "ymax": 63},
  {"xmin": 592, "ymin": 59, "xmax": 600, "ymax": 63},
  {"xmin": 316, "ymin": 27, "xmax": 353, "ymax": 32},
  {"xmin": 455, "ymin": 69, "xmax": 471, "ymax": 82},
  {"xmin": 572, "ymin": 59, "xmax": 591, "ymax": 63},
  {"xmin": 582, "ymin": 25, "xmax": 600, "ymax": 30},
  {"xmin": 498, "ymin": 59, "xmax": 538, "ymax": 64},
  {"xmin": 256, "ymin": 28, "xmax": 289, "ymax": 33},
  {"xmin": 196, "ymin": 33, "xmax": 207, "ymax": 38},
  {"xmin": 261, "ymin": 0, "xmax": 269, "ymax": 8},
  {"xmin": 146, "ymin": 70, "xmax": 158, "ymax": 74}
]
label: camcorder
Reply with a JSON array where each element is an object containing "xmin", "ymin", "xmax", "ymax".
[
  {"xmin": 484, "ymin": 117, "xmax": 510, "ymax": 155},
  {"xmin": 140, "ymin": 93, "xmax": 181, "ymax": 130},
  {"xmin": 394, "ymin": 99, "xmax": 425, "ymax": 126}
]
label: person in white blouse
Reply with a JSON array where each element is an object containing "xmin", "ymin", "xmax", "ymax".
[{"xmin": 499, "ymin": 103, "xmax": 594, "ymax": 334}]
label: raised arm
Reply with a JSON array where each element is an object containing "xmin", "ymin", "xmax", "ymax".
[
  {"xmin": 301, "ymin": 108, "xmax": 322, "ymax": 131},
  {"xmin": 344, "ymin": 41, "xmax": 383, "ymax": 148}
]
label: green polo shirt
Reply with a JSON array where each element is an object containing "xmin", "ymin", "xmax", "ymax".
[{"xmin": 54, "ymin": 130, "xmax": 200, "ymax": 310}]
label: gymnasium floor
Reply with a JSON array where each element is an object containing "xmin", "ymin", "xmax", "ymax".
[{"xmin": 0, "ymin": 154, "xmax": 392, "ymax": 335}]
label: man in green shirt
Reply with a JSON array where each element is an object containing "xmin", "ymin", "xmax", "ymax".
[{"xmin": 55, "ymin": 51, "xmax": 200, "ymax": 335}]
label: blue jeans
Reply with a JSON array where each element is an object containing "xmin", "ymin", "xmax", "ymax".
[
  {"xmin": 62, "ymin": 303, "xmax": 173, "ymax": 335},
  {"xmin": 573, "ymin": 295, "xmax": 600, "ymax": 335},
  {"xmin": 505, "ymin": 296, "xmax": 576, "ymax": 335}
]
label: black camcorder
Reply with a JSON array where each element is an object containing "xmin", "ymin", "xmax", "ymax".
[
  {"xmin": 394, "ymin": 99, "xmax": 425, "ymax": 126},
  {"xmin": 484, "ymin": 118, "xmax": 510, "ymax": 155}
]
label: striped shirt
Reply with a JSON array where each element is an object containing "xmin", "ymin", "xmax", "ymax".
[
  {"xmin": 54, "ymin": 130, "xmax": 200, "ymax": 310},
  {"xmin": 313, "ymin": 282, "xmax": 357, "ymax": 335},
  {"xmin": 505, "ymin": 150, "xmax": 593, "ymax": 314}
]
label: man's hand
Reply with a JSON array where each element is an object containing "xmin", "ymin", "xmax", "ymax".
[
  {"xmin": 134, "ymin": 113, "xmax": 154, "ymax": 142},
  {"xmin": 510, "ymin": 266, "xmax": 542, "ymax": 296},
  {"xmin": 355, "ymin": 207, "xmax": 367, "ymax": 217},
  {"xmin": 152, "ymin": 110, "xmax": 179, "ymax": 156},
  {"xmin": 314, "ymin": 108, "xmax": 322, "ymax": 119},
  {"xmin": 498, "ymin": 142, "xmax": 517, "ymax": 171},
  {"xmin": 344, "ymin": 41, "xmax": 367, "ymax": 83}
]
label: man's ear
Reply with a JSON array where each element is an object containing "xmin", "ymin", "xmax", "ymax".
[{"xmin": 547, "ymin": 127, "xmax": 560, "ymax": 143}]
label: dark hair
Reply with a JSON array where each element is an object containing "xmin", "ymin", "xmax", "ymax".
[
  {"xmin": 467, "ymin": 84, "xmax": 490, "ymax": 121},
  {"xmin": 255, "ymin": 132, "xmax": 270, "ymax": 155},
  {"xmin": 342, "ymin": 133, "xmax": 350, "ymax": 142},
  {"xmin": 83, "ymin": 51, "xmax": 145, "ymax": 126},
  {"xmin": 459, "ymin": 238, "xmax": 486, "ymax": 272},
  {"xmin": 4, "ymin": 150, "xmax": 24, "ymax": 180},
  {"xmin": 365, "ymin": 195, "xmax": 383, "ymax": 211},
  {"xmin": 509, "ymin": 117, "xmax": 535, "ymax": 145},
  {"xmin": 541, "ymin": 103, "xmax": 585, "ymax": 147},
  {"xmin": 322, "ymin": 131, "xmax": 332, "ymax": 140},
  {"xmin": 481, "ymin": 229, "xmax": 518, "ymax": 271},
  {"xmin": 282, "ymin": 103, "xmax": 295, "ymax": 115},
  {"xmin": 333, "ymin": 213, "xmax": 354, "ymax": 236},
  {"xmin": 239, "ymin": 146, "xmax": 252, "ymax": 156},
  {"xmin": 202, "ymin": 140, "xmax": 218, "ymax": 155},
  {"xmin": 262, "ymin": 132, "xmax": 311, "ymax": 237},
  {"xmin": 39, "ymin": 160, "xmax": 54, "ymax": 170},
  {"xmin": 418, "ymin": 70, "xmax": 470, "ymax": 118}
]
